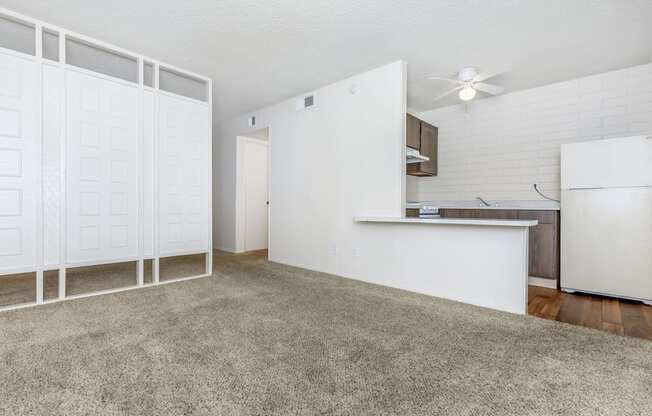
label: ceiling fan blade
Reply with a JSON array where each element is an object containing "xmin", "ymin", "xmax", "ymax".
[
  {"xmin": 433, "ymin": 85, "xmax": 463, "ymax": 101},
  {"xmin": 428, "ymin": 76, "xmax": 462, "ymax": 84},
  {"xmin": 474, "ymin": 82, "xmax": 504, "ymax": 95},
  {"xmin": 474, "ymin": 65, "xmax": 511, "ymax": 82}
]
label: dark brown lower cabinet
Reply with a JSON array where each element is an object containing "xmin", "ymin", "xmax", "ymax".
[
  {"xmin": 527, "ymin": 224, "xmax": 557, "ymax": 279},
  {"xmin": 439, "ymin": 208, "xmax": 560, "ymax": 283},
  {"xmin": 406, "ymin": 208, "xmax": 420, "ymax": 218}
]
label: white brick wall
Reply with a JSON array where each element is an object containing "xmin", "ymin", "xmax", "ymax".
[{"xmin": 414, "ymin": 63, "xmax": 652, "ymax": 202}]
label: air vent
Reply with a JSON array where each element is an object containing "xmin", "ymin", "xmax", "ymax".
[{"xmin": 296, "ymin": 94, "xmax": 316, "ymax": 111}]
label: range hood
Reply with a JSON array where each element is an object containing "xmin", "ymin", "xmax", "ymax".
[{"xmin": 406, "ymin": 146, "xmax": 429, "ymax": 164}]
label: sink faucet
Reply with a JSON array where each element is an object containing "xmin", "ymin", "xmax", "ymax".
[{"xmin": 476, "ymin": 196, "xmax": 491, "ymax": 207}]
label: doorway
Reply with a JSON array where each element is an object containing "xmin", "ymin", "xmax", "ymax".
[{"xmin": 236, "ymin": 129, "xmax": 269, "ymax": 253}]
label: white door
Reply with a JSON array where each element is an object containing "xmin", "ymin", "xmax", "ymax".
[
  {"xmin": 66, "ymin": 69, "xmax": 139, "ymax": 264},
  {"xmin": 244, "ymin": 139, "xmax": 268, "ymax": 251},
  {"xmin": 0, "ymin": 53, "xmax": 38, "ymax": 272},
  {"xmin": 158, "ymin": 94, "xmax": 210, "ymax": 256}
]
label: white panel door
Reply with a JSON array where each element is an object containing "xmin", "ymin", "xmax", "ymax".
[
  {"xmin": 66, "ymin": 70, "xmax": 139, "ymax": 263},
  {"xmin": 0, "ymin": 52, "xmax": 38, "ymax": 272},
  {"xmin": 158, "ymin": 94, "xmax": 210, "ymax": 256}
]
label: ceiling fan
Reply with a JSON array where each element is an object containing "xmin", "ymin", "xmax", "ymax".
[{"xmin": 429, "ymin": 66, "xmax": 508, "ymax": 102}]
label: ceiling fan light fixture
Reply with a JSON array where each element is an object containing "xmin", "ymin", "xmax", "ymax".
[{"xmin": 459, "ymin": 86, "xmax": 476, "ymax": 101}]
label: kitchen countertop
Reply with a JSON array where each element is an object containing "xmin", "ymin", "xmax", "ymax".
[
  {"xmin": 355, "ymin": 216, "xmax": 538, "ymax": 227},
  {"xmin": 406, "ymin": 200, "xmax": 560, "ymax": 211}
]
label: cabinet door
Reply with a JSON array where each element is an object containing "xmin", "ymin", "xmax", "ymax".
[
  {"xmin": 406, "ymin": 113, "xmax": 421, "ymax": 149},
  {"xmin": 439, "ymin": 209, "xmax": 459, "ymax": 218},
  {"xmin": 519, "ymin": 210, "xmax": 559, "ymax": 280},
  {"xmin": 419, "ymin": 122, "xmax": 438, "ymax": 175},
  {"xmin": 474, "ymin": 210, "xmax": 519, "ymax": 220},
  {"xmin": 439, "ymin": 208, "xmax": 474, "ymax": 218},
  {"xmin": 439, "ymin": 209, "xmax": 480, "ymax": 218},
  {"xmin": 528, "ymin": 224, "xmax": 556, "ymax": 279},
  {"xmin": 406, "ymin": 208, "xmax": 420, "ymax": 218}
]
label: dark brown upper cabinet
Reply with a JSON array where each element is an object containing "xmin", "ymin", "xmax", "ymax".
[
  {"xmin": 406, "ymin": 114, "xmax": 438, "ymax": 176},
  {"xmin": 406, "ymin": 113, "xmax": 421, "ymax": 149}
]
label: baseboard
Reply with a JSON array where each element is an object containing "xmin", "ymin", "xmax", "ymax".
[
  {"xmin": 242, "ymin": 249, "xmax": 268, "ymax": 256},
  {"xmin": 214, "ymin": 245, "xmax": 238, "ymax": 254},
  {"xmin": 528, "ymin": 276, "xmax": 558, "ymax": 289}
]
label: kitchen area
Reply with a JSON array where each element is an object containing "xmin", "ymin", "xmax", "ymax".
[
  {"xmin": 400, "ymin": 110, "xmax": 652, "ymax": 338},
  {"xmin": 355, "ymin": 111, "xmax": 541, "ymax": 316}
]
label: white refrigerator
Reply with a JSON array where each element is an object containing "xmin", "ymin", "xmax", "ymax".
[{"xmin": 561, "ymin": 136, "xmax": 652, "ymax": 305}]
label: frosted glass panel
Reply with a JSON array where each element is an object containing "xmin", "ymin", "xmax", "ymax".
[
  {"xmin": 144, "ymin": 62, "xmax": 154, "ymax": 87},
  {"xmin": 42, "ymin": 29, "xmax": 59, "ymax": 61},
  {"xmin": 0, "ymin": 14, "xmax": 35, "ymax": 55},
  {"xmin": 159, "ymin": 67, "xmax": 207, "ymax": 101},
  {"xmin": 66, "ymin": 37, "xmax": 138, "ymax": 83}
]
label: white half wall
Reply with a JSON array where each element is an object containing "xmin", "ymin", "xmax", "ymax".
[
  {"xmin": 351, "ymin": 220, "xmax": 530, "ymax": 315},
  {"xmin": 414, "ymin": 63, "xmax": 652, "ymax": 202},
  {"xmin": 213, "ymin": 61, "xmax": 407, "ymax": 273}
]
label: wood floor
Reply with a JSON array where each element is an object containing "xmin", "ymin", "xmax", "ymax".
[{"xmin": 528, "ymin": 285, "xmax": 652, "ymax": 340}]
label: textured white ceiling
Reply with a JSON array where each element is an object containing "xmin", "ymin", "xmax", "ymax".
[{"xmin": 2, "ymin": 0, "xmax": 651, "ymax": 121}]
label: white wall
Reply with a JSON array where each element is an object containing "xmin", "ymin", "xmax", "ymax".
[
  {"xmin": 213, "ymin": 61, "xmax": 536, "ymax": 315},
  {"xmin": 414, "ymin": 63, "xmax": 652, "ymax": 202},
  {"xmin": 213, "ymin": 61, "xmax": 406, "ymax": 274},
  {"xmin": 406, "ymin": 175, "xmax": 419, "ymax": 201}
]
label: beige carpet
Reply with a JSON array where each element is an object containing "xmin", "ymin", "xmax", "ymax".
[{"xmin": 0, "ymin": 251, "xmax": 650, "ymax": 415}]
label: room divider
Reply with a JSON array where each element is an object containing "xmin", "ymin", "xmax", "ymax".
[{"xmin": 0, "ymin": 8, "xmax": 212, "ymax": 311}]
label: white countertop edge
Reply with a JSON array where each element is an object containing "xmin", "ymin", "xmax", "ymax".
[
  {"xmin": 354, "ymin": 217, "xmax": 538, "ymax": 227},
  {"xmin": 429, "ymin": 206, "xmax": 560, "ymax": 211}
]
